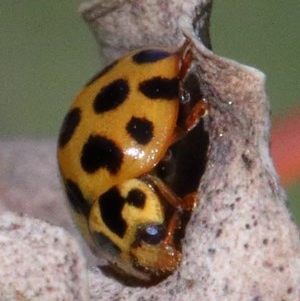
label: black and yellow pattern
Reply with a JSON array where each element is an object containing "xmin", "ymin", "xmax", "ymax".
[{"xmin": 57, "ymin": 43, "xmax": 206, "ymax": 281}]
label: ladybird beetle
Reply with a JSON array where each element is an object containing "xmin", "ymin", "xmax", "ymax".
[{"xmin": 57, "ymin": 40, "xmax": 207, "ymax": 282}]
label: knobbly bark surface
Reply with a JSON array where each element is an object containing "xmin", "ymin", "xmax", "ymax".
[{"xmin": 0, "ymin": 1, "xmax": 299, "ymax": 300}]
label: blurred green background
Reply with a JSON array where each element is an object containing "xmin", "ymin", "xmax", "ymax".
[{"xmin": 0, "ymin": 1, "xmax": 299, "ymax": 224}]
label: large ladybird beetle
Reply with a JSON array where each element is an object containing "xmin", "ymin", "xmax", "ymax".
[{"xmin": 57, "ymin": 40, "xmax": 207, "ymax": 282}]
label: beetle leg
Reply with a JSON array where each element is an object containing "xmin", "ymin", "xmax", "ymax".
[
  {"xmin": 176, "ymin": 38, "xmax": 194, "ymax": 79},
  {"xmin": 140, "ymin": 174, "xmax": 197, "ymax": 211},
  {"xmin": 162, "ymin": 210, "xmax": 181, "ymax": 246},
  {"xmin": 173, "ymin": 39, "xmax": 209, "ymax": 143},
  {"xmin": 183, "ymin": 98, "xmax": 208, "ymax": 131},
  {"xmin": 181, "ymin": 192, "xmax": 199, "ymax": 211},
  {"xmin": 170, "ymin": 98, "xmax": 208, "ymax": 145}
]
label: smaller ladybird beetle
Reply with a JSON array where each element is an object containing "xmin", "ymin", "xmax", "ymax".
[{"xmin": 57, "ymin": 39, "xmax": 207, "ymax": 282}]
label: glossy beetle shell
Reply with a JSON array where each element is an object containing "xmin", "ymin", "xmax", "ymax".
[{"xmin": 57, "ymin": 44, "xmax": 206, "ymax": 281}]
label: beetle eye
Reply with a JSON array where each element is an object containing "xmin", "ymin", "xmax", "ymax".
[{"xmin": 138, "ymin": 224, "xmax": 165, "ymax": 245}]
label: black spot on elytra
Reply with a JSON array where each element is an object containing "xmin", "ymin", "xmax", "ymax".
[
  {"xmin": 139, "ymin": 77, "xmax": 179, "ymax": 100},
  {"xmin": 126, "ymin": 117, "xmax": 154, "ymax": 145},
  {"xmin": 126, "ymin": 188, "xmax": 146, "ymax": 209},
  {"xmin": 58, "ymin": 107, "xmax": 81, "ymax": 148},
  {"xmin": 91, "ymin": 231, "xmax": 121, "ymax": 256},
  {"xmin": 85, "ymin": 61, "xmax": 117, "ymax": 86},
  {"xmin": 81, "ymin": 135, "xmax": 123, "ymax": 174},
  {"xmin": 99, "ymin": 187, "xmax": 127, "ymax": 238},
  {"xmin": 94, "ymin": 79, "xmax": 129, "ymax": 113},
  {"xmin": 64, "ymin": 179, "xmax": 90, "ymax": 217},
  {"xmin": 132, "ymin": 49, "xmax": 171, "ymax": 64}
]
